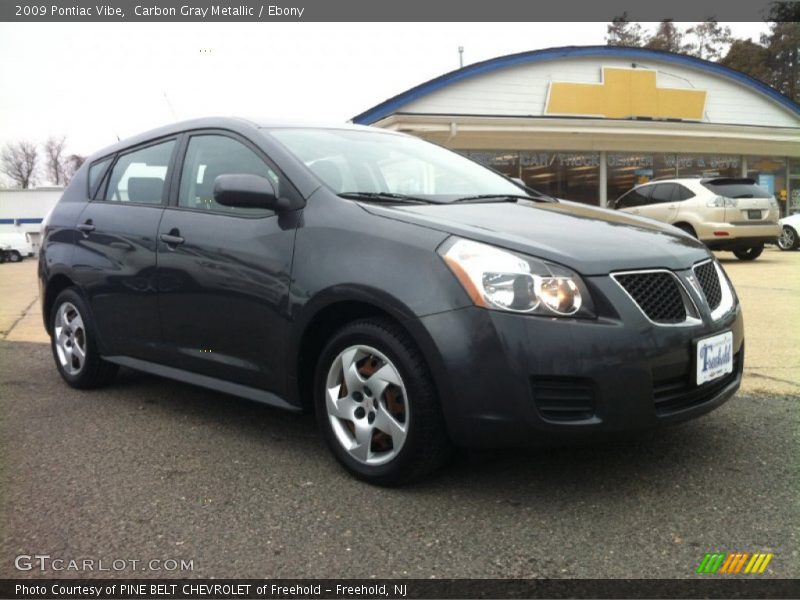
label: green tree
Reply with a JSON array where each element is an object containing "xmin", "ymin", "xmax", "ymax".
[
  {"xmin": 646, "ymin": 20, "xmax": 691, "ymax": 54},
  {"xmin": 686, "ymin": 19, "xmax": 733, "ymax": 60},
  {"xmin": 720, "ymin": 39, "xmax": 772, "ymax": 82},
  {"xmin": 607, "ymin": 13, "xmax": 645, "ymax": 47},
  {"xmin": 762, "ymin": 21, "xmax": 800, "ymax": 102}
]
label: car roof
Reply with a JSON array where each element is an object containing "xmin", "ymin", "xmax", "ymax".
[{"xmin": 87, "ymin": 117, "xmax": 389, "ymax": 162}]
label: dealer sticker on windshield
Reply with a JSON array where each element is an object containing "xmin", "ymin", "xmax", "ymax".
[{"xmin": 696, "ymin": 331, "xmax": 734, "ymax": 385}]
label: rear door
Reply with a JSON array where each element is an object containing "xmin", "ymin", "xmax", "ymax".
[
  {"xmin": 72, "ymin": 138, "xmax": 177, "ymax": 358},
  {"xmin": 155, "ymin": 131, "xmax": 301, "ymax": 392}
]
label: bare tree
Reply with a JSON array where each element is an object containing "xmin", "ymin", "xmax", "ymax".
[
  {"xmin": 1, "ymin": 140, "xmax": 39, "ymax": 189},
  {"xmin": 44, "ymin": 135, "xmax": 68, "ymax": 185},
  {"xmin": 63, "ymin": 154, "xmax": 86, "ymax": 184}
]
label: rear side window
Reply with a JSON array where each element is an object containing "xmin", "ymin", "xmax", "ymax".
[
  {"xmin": 701, "ymin": 179, "xmax": 771, "ymax": 199},
  {"xmin": 104, "ymin": 140, "xmax": 176, "ymax": 204},
  {"xmin": 616, "ymin": 186, "xmax": 652, "ymax": 208},
  {"xmin": 88, "ymin": 157, "xmax": 112, "ymax": 199}
]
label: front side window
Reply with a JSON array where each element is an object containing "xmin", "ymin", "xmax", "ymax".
[
  {"xmin": 178, "ymin": 135, "xmax": 278, "ymax": 215},
  {"xmin": 104, "ymin": 140, "xmax": 176, "ymax": 204},
  {"xmin": 616, "ymin": 186, "xmax": 652, "ymax": 208},
  {"xmin": 267, "ymin": 128, "xmax": 523, "ymax": 201}
]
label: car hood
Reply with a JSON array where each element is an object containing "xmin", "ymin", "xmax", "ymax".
[{"xmin": 360, "ymin": 199, "xmax": 711, "ymax": 276}]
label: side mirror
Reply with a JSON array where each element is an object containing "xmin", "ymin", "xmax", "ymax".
[{"xmin": 213, "ymin": 174, "xmax": 288, "ymax": 211}]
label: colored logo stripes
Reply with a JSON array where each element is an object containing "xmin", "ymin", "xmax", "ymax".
[{"xmin": 697, "ymin": 552, "xmax": 774, "ymax": 574}]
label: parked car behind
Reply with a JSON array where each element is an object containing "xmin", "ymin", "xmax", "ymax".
[
  {"xmin": 777, "ymin": 213, "xmax": 800, "ymax": 251},
  {"xmin": 40, "ymin": 118, "xmax": 744, "ymax": 484},
  {"xmin": 613, "ymin": 177, "xmax": 781, "ymax": 261},
  {"xmin": 0, "ymin": 231, "xmax": 34, "ymax": 262}
]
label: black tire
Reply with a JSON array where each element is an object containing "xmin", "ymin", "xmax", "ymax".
[
  {"xmin": 674, "ymin": 223, "xmax": 697, "ymax": 238},
  {"xmin": 732, "ymin": 244, "xmax": 764, "ymax": 261},
  {"xmin": 777, "ymin": 225, "xmax": 799, "ymax": 251},
  {"xmin": 314, "ymin": 318, "xmax": 452, "ymax": 485},
  {"xmin": 8, "ymin": 250, "xmax": 22, "ymax": 263},
  {"xmin": 49, "ymin": 288, "xmax": 118, "ymax": 389}
]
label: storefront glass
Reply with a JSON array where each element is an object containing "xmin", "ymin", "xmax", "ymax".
[
  {"xmin": 519, "ymin": 152, "xmax": 599, "ymax": 204},
  {"xmin": 674, "ymin": 154, "xmax": 740, "ymax": 178},
  {"xmin": 790, "ymin": 158, "xmax": 800, "ymax": 215},
  {"xmin": 746, "ymin": 156, "xmax": 787, "ymax": 216},
  {"xmin": 606, "ymin": 153, "xmax": 676, "ymax": 203},
  {"xmin": 463, "ymin": 150, "xmax": 519, "ymax": 180}
]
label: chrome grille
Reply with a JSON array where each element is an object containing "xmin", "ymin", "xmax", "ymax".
[
  {"xmin": 613, "ymin": 272, "xmax": 687, "ymax": 324},
  {"xmin": 693, "ymin": 261, "xmax": 722, "ymax": 311}
]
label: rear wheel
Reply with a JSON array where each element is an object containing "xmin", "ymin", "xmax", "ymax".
[
  {"xmin": 732, "ymin": 244, "xmax": 764, "ymax": 261},
  {"xmin": 50, "ymin": 288, "xmax": 118, "ymax": 389},
  {"xmin": 314, "ymin": 318, "xmax": 451, "ymax": 485},
  {"xmin": 8, "ymin": 250, "xmax": 22, "ymax": 262},
  {"xmin": 674, "ymin": 223, "xmax": 696, "ymax": 238},
  {"xmin": 777, "ymin": 225, "xmax": 798, "ymax": 251}
]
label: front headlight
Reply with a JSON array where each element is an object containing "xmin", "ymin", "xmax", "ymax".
[{"xmin": 438, "ymin": 237, "xmax": 594, "ymax": 317}]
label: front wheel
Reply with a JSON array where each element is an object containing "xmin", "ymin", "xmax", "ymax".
[
  {"xmin": 50, "ymin": 288, "xmax": 118, "ymax": 389},
  {"xmin": 314, "ymin": 318, "xmax": 451, "ymax": 485},
  {"xmin": 733, "ymin": 244, "xmax": 764, "ymax": 261},
  {"xmin": 8, "ymin": 251, "xmax": 22, "ymax": 263},
  {"xmin": 777, "ymin": 225, "xmax": 799, "ymax": 251}
]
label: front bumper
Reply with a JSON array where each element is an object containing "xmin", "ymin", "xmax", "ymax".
[{"xmin": 420, "ymin": 273, "xmax": 744, "ymax": 447}]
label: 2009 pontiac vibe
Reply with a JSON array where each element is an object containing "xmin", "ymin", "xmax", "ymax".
[{"xmin": 39, "ymin": 118, "xmax": 743, "ymax": 484}]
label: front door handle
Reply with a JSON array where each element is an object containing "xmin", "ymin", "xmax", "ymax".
[
  {"xmin": 160, "ymin": 229, "xmax": 184, "ymax": 247},
  {"xmin": 77, "ymin": 220, "xmax": 95, "ymax": 234}
]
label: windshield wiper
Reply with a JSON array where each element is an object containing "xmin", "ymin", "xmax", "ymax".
[
  {"xmin": 452, "ymin": 193, "xmax": 556, "ymax": 204},
  {"xmin": 338, "ymin": 192, "xmax": 432, "ymax": 204}
]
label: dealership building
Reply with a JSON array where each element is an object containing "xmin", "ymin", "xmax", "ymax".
[{"xmin": 353, "ymin": 46, "xmax": 800, "ymax": 214}]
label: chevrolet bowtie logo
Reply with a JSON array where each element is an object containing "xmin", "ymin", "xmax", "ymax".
[{"xmin": 545, "ymin": 67, "xmax": 707, "ymax": 121}]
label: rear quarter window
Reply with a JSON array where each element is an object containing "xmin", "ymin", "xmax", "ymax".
[{"xmin": 88, "ymin": 157, "xmax": 112, "ymax": 199}]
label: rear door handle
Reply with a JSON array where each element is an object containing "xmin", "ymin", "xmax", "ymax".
[
  {"xmin": 77, "ymin": 220, "xmax": 95, "ymax": 233},
  {"xmin": 160, "ymin": 230, "xmax": 184, "ymax": 246}
]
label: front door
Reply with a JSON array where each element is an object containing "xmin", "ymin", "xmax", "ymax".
[{"xmin": 156, "ymin": 132, "xmax": 301, "ymax": 392}]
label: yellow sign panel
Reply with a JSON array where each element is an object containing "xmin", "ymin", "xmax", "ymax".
[{"xmin": 545, "ymin": 67, "xmax": 707, "ymax": 121}]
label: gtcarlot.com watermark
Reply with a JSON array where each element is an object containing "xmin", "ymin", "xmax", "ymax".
[{"xmin": 15, "ymin": 554, "xmax": 194, "ymax": 573}]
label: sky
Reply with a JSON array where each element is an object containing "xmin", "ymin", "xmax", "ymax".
[{"xmin": 0, "ymin": 22, "xmax": 770, "ymax": 174}]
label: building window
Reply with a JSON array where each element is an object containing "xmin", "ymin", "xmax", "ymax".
[
  {"xmin": 463, "ymin": 150, "xmax": 519, "ymax": 180},
  {"xmin": 790, "ymin": 159, "xmax": 800, "ymax": 215}
]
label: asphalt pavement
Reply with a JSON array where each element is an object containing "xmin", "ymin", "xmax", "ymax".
[{"xmin": 0, "ymin": 251, "xmax": 798, "ymax": 579}]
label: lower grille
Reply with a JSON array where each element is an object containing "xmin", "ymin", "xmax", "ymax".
[
  {"xmin": 653, "ymin": 351, "xmax": 741, "ymax": 415},
  {"xmin": 693, "ymin": 261, "xmax": 722, "ymax": 310},
  {"xmin": 532, "ymin": 377, "xmax": 595, "ymax": 422},
  {"xmin": 614, "ymin": 271, "xmax": 687, "ymax": 324}
]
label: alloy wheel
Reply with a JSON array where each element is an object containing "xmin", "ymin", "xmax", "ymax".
[
  {"xmin": 54, "ymin": 301, "xmax": 87, "ymax": 375},
  {"xmin": 778, "ymin": 226, "xmax": 797, "ymax": 250},
  {"xmin": 325, "ymin": 345, "xmax": 409, "ymax": 466}
]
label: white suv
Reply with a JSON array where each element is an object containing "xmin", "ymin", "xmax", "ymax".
[{"xmin": 613, "ymin": 177, "xmax": 781, "ymax": 261}]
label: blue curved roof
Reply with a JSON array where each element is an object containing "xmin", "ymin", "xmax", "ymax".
[{"xmin": 352, "ymin": 45, "xmax": 800, "ymax": 125}]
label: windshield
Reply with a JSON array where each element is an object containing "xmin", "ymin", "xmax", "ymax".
[{"xmin": 266, "ymin": 128, "xmax": 524, "ymax": 202}]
